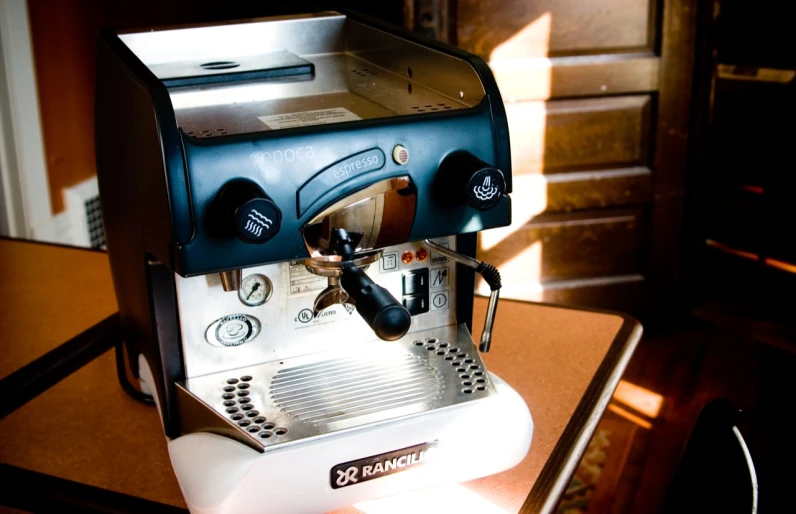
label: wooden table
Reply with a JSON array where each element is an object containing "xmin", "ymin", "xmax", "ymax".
[
  {"xmin": 0, "ymin": 239, "xmax": 641, "ymax": 513},
  {"xmin": 0, "ymin": 238, "xmax": 119, "ymax": 417}
]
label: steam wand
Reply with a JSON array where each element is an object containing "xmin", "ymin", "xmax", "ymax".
[{"xmin": 421, "ymin": 240, "xmax": 501, "ymax": 353}]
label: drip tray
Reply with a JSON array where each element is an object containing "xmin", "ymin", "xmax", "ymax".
[{"xmin": 176, "ymin": 323, "xmax": 495, "ymax": 451}]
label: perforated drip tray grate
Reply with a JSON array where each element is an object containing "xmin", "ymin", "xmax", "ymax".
[{"xmin": 177, "ymin": 323, "xmax": 495, "ymax": 451}]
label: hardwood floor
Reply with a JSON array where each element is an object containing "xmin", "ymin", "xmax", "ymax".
[{"xmin": 561, "ymin": 314, "xmax": 796, "ymax": 512}]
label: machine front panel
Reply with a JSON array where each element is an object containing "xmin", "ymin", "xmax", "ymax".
[{"xmin": 176, "ymin": 238, "xmax": 458, "ymax": 378}]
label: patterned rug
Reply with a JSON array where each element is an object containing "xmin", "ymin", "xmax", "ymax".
[{"xmin": 556, "ymin": 427, "xmax": 613, "ymax": 514}]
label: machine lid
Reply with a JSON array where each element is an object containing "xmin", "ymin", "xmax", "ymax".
[{"xmin": 115, "ymin": 12, "xmax": 486, "ymax": 136}]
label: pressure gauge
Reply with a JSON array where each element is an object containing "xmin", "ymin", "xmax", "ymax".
[{"xmin": 238, "ymin": 273, "xmax": 273, "ymax": 307}]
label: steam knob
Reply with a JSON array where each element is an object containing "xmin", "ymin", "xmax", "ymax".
[
  {"xmin": 216, "ymin": 179, "xmax": 282, "ymax": 244},
  {"xmin": 435, "ymin": 151, "xmax": 506, "ymax": 211}
]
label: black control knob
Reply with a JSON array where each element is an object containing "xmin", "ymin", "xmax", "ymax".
[
  {"xmin": 434, "ymin": 151, "xmax": 506, "ymax": 211},
  {"xmin": 215, "ymin": 179, "xmax": 282, "ymax": 244}
]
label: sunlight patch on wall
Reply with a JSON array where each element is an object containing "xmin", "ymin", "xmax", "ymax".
[
  {"xmin": 489, "ymin": 12, "xmax": 552, "ymax": 61},
  {"xmin": 480, "ymin": 174, "xmax": 548, "ymax": 253},
  {"xmin": 489, "ymin": 12, "xmax": 553, "ymax": 102},
  {"xmin": 478, "ymin": 13, "xmax": 551, "ymax": 301}
]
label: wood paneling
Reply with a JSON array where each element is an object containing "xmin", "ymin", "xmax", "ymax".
[
  {"xmin": 478, "ymin": 209, "xmax": 643, "ymax": 283},
  {"xmin": 492, "ymin": 53, "xmax": 659, "ymax": 102},
  {"xmin": 507, "ymin": 167, "xmax": 651, "ymax": 218},
  {"xmin": 457, "ymin": 0, "xmax": 655, "ymax": 59},
  {"xmin": 454, "ymin": 0, "xmax": 663, "ymax": 315},
  {"xmin": 454, "ymin": 0, "xmax": 697, "ymax": 319},
  {"xmin": 544, "ymin": 167, "xmax": 652, "ymax": 212},
  {"xmin": 507, "ymin": 95, "xmax": 651, "ymax": 174}
]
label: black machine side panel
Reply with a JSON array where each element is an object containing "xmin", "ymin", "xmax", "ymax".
[{"xmin": 95, "ymin": 34, "xmax": 185, "ymax": 436}]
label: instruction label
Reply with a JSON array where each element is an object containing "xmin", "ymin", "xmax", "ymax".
[
  {"xmin": 259, "ymin": 107, "xmax": 361, "ymax": 129},
  {"xmin": 288, "ymin": 261, "xmax": 327, "ymax": 295}
]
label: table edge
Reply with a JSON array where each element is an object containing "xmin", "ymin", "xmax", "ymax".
[
  {"xmin": 0, "ymin": 463, "xmax": 187, "ymax": 514},
  {"xmin": 519, "ymin": 311, "xmax": 644, "ymax": 514},
  {"xmin": 0, "ymin": 235, "xmax": 107, "ymax": 255},
  {"xmin": 0, "ymin": 313, "xmax": 121, "ymax": 417}
]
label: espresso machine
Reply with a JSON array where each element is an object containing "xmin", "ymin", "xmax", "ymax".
[{"xmin": 96, "ymin": 11, "xmax": 532, "ymax": 513}]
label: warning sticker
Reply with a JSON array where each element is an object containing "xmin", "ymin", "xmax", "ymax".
[{"xmin": 258, "ymin": 107, "xmax": 361, "ymax": 129}]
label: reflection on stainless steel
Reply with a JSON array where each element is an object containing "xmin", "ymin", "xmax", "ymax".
[
  {"xmin": 302, "ymin": 176, "xmax": 415, "ymax": 316},
  {"xmin": 346, "ymin": 20, "xmax": 485, "ymax": 108},
  {"xmin": 219, "ymin": 269, "xmax": 241, "ymax": 291},
  {"xmin": 481, "ymin": 290, "xmax": 499, "ymax": 353},
  {"xmin": 303, "ymin": 176, "xmax": 416, "ymax": 257},
  {"xmin": 312, "ymin": 276, "xmax": 354, "ymax": 317},
  {"xmin": 119, "ymin": 13, "xmax": 484, "ymax": 135},
  {"xmin": 303, "ymin": 252, "xmax": 381, "ymax": 277},
  {"xmin": 178, "ymin": 323, "xmax": 494, "ymax": 452}
]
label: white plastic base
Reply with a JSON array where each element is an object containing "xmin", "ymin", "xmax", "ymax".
[
  {"xmin": 138, "ymin": 356, "xmax": 532, "ymax": 514},
  {"xmin": 169, "ymin": 376, "xmax": 531, "ymax": 514}
]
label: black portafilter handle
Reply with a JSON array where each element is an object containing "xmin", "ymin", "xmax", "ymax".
[
  {"xmin": 340, "ymin": 266, "xmax": 411, "ymax": 341},
  {"xmin": 329, "ymin": 228, "xmax": 411, "ymax": 341}
]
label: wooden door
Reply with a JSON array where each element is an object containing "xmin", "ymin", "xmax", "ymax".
[
  {"xmin": 455, "ymin": 0, "xmax": 696, "ymax": 317},
  {"xmin": 687, "ymin": 0, "xmax": 796, "ymax": 332}
]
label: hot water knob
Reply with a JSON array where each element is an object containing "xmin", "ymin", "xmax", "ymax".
[
  {"xmin": 434, "ymin": 151, "xmax": 506, "ymax": 211},
  {"xmin": 214, "ymin": 179, "xmax": 282, "ymax": 244}
]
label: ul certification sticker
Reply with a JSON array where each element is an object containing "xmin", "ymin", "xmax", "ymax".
[{"xmin": 292, "ymin": 304, "xmax": 351, "ymax": 330}]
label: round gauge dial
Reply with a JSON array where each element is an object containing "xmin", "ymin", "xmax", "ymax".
[{"xmin": 238, "ymin": 274, "xmax": 273, "ymax": 307}]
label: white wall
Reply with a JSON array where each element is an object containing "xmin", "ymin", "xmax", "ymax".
[
  {"xmin": 0, "ymin": 0, "xmax": 61, "ymax": 241},
  {"xmin": 0, "ymin": 0, "xmax": 26, "ymax": 237}
]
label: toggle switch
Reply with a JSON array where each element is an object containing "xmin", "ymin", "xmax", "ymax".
[
  {"xmin": 402, "ymin": 269, "xmax": 429, "ymax": 295},
  {"xmin": 402, "ymin": 294, "xmax": 429, "ymax": 316}
]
